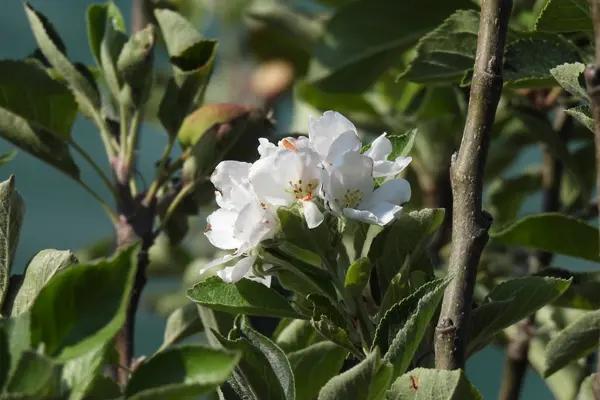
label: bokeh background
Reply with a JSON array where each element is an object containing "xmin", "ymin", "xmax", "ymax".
[{"xmin": 3, "ymin": 1, "xmax": 594, "ymax": 398}]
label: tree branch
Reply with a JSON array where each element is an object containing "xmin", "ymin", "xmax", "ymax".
[
  {"xmin": 434, "ymin": 0, "xmax": 512, "ymax": 370},
  {"xmin": 584, "ymin": 0, "xmax": 600, "ymax": 396}
]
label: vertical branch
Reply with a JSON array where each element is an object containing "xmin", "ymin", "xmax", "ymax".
[
  {"xmin": 584, "ymin": 1, "xmax": 600, "ymax": 396},
  {"xmin": 434, "ymin": 0, "xmax": 512, "ymax": 370},
  {"xmin": 498, "ymin": 111, "xmax": 570, "ymax": 400}
]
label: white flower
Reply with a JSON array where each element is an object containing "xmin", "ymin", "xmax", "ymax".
[
  {"xmin": 322, "ymin": 151, "xmax": 411, "ymax": 226},
  {"xmin": 308, "ymin": 111, "xmax": 361, "ymax": 165},
  {"xmin": 205, "ymin": 160, "xmax": 278, "ymax": 255},
  {"xmin": 249, "ymin": 137, "xmax": 324, "ymax": 228},
  {"xmin": 364, "ymin": 133, "xmax": 412, "ymax": 178},
  {"xmin": 199, "ymin": 254, "xmax": 272, "ymax": 286}
]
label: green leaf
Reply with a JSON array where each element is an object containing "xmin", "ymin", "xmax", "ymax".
[
  {"xmin": 10, "ymin": 249, "xmax": 77, "ymax": 316},
  {"xmin": 388, "ymin": 129, "xmax": 418, "ymax": 159},
  {"xmin": 550, "ymin": 62, "xmax": 588, "ymax": 100},
  {"xmin": 160, "ymin": 303, "xmax": 203, "ymax": 351},
  {"xmin": 369, "ymin": 209, "xmax": 444, "ymax": 295},
  {"xmin": 29, "ymin": 247, "xmax": 136, "ymax": 361},
  {"xmin": 215, "ymin": 317, "xmax": 295, "ymax": 400},
  {"xmin": 490, "ymin": 213, "xmax": 600, "ymax": 262},
  {"xmin": 486, "ymin": 173, "xmax": 541, "ymax": 228},
  {"xmin": 544, "ymin": 309, "xmax": 600, "ymax": 377},
  {"xmin": 288, "ymin": 341, "xmax": 347, "ymax": 400},
  {"xmin": 25, "ymin": 3, "xmax": 100, "ymax": 117},
  {"xmin": 537, "ymin": 268, "xmax": 600, "ymax": 310},
  {"xmin": 154, "ymin": 8, "xmax": 218, "ymax": 135},
  {"xmin": 0, "ymin": 150, "xmax": 16, "ymax": 167},
  {"xmin": 565, "ymin": 105, "xmax": 594, "ymax": 132},
  {"xmin": 126, "ymin": 345, "xmax": 240, "ymax": 400},
  {"xmin": 62, "ymin": 344, "xmax": 110, "ymax": 400},
  {"xmin": 308, "ymin": 294, "xmax": 361, "ymax": 357},
  {"xmin": 0, "ymin": 176, "xmax": 24, "ymax": 312},
  {"xmin": 577, "ymin": 374, "xmax": 599, "ymax": 400},
  {"xmin": 344, "ymin": 257, "xmax": 372, "ymax": 295},
  {"xmin": 117, "ymin": 25, "xmax": 155, "ymax": 107},
  {"xmin": 187, "ymin": 276, "xmax": 302, "ymax": 319},
  {"xmin": 318, "ymin": 349, "xmax": 393, "ymax": 400},
  {"xmin": 503, "ymin": 34, "xmax": 581, "ymax": 87},
  {"xmin": 86, "ymin": 2, "xmax": 125, "ymax": 65},
  {"xmin": 177, "ymin": 103, "xmax": 249, "ymax": 148},
  {"xmin": 386, "ymin": 368, "xmax": 482, "ymax": 400},
  {"xmin": 5, "ymin": 351, "xmax": 60, "ymax": 398},
  {"xmin": 535, "ymin": 0, "xmax": 592, "ymax": 33},
  {"xmin": 0, "ymin": 60, "xmax": 80, "ymax": 177},
  {"xmin": 468, "ymin": 277, "xmax": 571, "ymax": 353},
  {"xmin": 379, "ymin": 277, "xmax": 450, "ymax": 379},
  {"xmin": 277, "ymin": 206, "xmax": 335, "ymax": 261},
  {"xmin": 99, "ymin": 4, "xmax": 127, "ymax": 102},
  {"xmin": 307, "ymin": 0, "xmax": 473, "ymax": 92},
  {"xmin": 275, "ymin": 319, "xmax": 323, "ymax": 354},
  {"xmin": 398, "ymin": 10, "xmax": 479, "ymax": 83},
  {"xmin": 0, "ymin": 324, "xmax": 9, "ymax": 389},
  {"xmin": 2, "ymin": 313, "xmax": 31, "ymax": 379}
]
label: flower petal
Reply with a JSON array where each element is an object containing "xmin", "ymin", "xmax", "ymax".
[
  {"xmin": 302, "ymin": 200, "xmax": 324, "ymax": 228},
  {"xmin": 308, "ymin": 111, "xmax": 358, "ymax": 160},
  {"xmin": 199, "ymin": 253, "xmax": 238, "ymax": 276},
  {"xmin": 327, "ymin": 131, "xmax": 361, "ymax": 164},
  {"xmin": 364, "ymin": 179, "xmax": 411, "ymax": 207},
  {"xmin": 257, "ymin": 137, "xmax": 277, "ymax": 158},
  {"xmin": 233, "ymin": 202, "xmax": 278, "ymax": 253},
  {"xmin": 364, "ymin": 133, "xmax": 392, "ymax": 162},
  {"xmin": 211, "ymin": 161, "xmax": 254, "ymax": 211},
  {"xmin": 205, "ymin": 209, "xmax": 242, "ymax": 250},
  {"xmin": 217, "ymin": 255, "xmax": 256, "ymax": 283}
]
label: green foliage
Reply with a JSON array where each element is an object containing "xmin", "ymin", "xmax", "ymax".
[
  {"xmin": 288, "ymin": 341, "xmax": 347, "ymax": 400},
  {"xmin": 491, "ymin": 213, "xmax": 600, "ymax": 262},
  {"xmin": 544, "ymin": 310, "xmax": 600, "ymax": 377},
  {"xmin": 0, "ymin": 177, "xmax": 24, "ymax": 312},
  {"xmin": 160, "ymin": 302, "xmax": 203, "ymax": 351},
  {"xmin": 387, "ymin": 368, "xmax": 482, "ymax": 399},
  {"xmin": 344, "ymin": 257, "xmax": 372, "ymax": 294},
  {"xmin": 188, "ymin": 276, "xmax": 302, "ymax": 318},
  {"xmin": 308, "ymin": 0, "xmax": 473, "ymax": 92},
  {"xmin": 126, "ymin": 345, "xmax": 240, "ymax": 399},
  {"xmin": 535, "ymin": 0, "xmax": 592, "ymax": 32},
  {"xmin": 29, "ymin": 247, "xmax": 136, "ymax": 361},
  {"xmin": 468, "ymin": 277, "xmax": 571, "ymax": 353},
  {"xmin": 318, "ymin": 349, "xmax": 393, "ymax": 400}
]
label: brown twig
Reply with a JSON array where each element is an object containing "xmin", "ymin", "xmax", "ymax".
[{"xmin": 434, "ymin": 0, "xmax": 512, "ymax": 370}]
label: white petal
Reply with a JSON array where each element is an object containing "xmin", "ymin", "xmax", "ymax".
[
  {"xmin": 364, "ymin": 179, "xmax": 411, "ymax": 207},
  {"xmin": 326, "ymin": 131, "xmax": 361, "ymax": 164},
  {"xmin": 247, "ymin": 273, "xmax": 272, "ymax": 287},
  {"xmin": 372, "ymin": 156, "xmax": 412, "ymax": 178},
  {"xmin": 205, "ymin": 209, "xmax": 242, "ymax": 250},
  {"xmin": 302, "ymin": 200, "xmax": 324, "ymax": 228},
  {"xmin": 308, "ymin": 111, "xmax": 358, "ymax": 160},
  {"xmin": 343, "ymin": 208, "xmax": 379, "ymax": 224},
  {"xmin": 234, "ymin": 202, "xmax": 278, "ymax": 252},
  {"xmin": 217, "ymin": 255, "xmax": 256, "ymax": 283},
  {"xmin": 199, "ymin": 253, "xmax": 238, "ymax": 276},
  {"xmin": 321, "ymin": 151, "xmax": 374, "ymax": 212},
  {"xmin": 364, "ymin": 133, "xmax": 392, "ymax": 162},
  {"xmin": 211, "ymin": 161, "xmax": 254, "ymax": 211},
  {"xmin": 257, "ymin": 138, "xmax": 277, "ymax": 158}
]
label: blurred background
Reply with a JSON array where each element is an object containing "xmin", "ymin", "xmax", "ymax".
[{"xmin": 1, "ymin": 0, "xmax": 596, "ymax": 398}]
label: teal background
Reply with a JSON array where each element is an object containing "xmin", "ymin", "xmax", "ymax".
[{"xmin": 0, "ymin": 1, "xmax": 582, "ymax": 398}]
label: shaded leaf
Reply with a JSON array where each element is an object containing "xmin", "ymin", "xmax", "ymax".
[
  {"xmin": 535, "ymin": 0, "xmax": 592, "ymax": 33},
  {"xmin": 307, "ymin": 0, "xmax": 473, "ymax": 92},
  {"xmin": 490, "ymin": 213, "xmax": 600, "ymax": 262},
  {"xmin": 380, "ymin": 277, "xmax": 450, "ymax": 379},
  {"xmin": 126, "ymin": 345, "xmax": 240, "ymax": 400},
  {"xmin": 86, "ymin": 2, "xmax": 125, "ymax": 65},
  {"xmin": 503, "ymin": 34, "xmax": 581, "ymax": 87},
  {"xmin": 565, "ymin": 105, "xmax": 594, "ymax": 132},
  {"xmin": 10, "ymin": 249, "xmax": 77, "ymax": 316},
  {"xmin": 544, "ymin": 309, "xmax": 600, "ymax": 377},
  {"xmin": 25, "ymin": 4, "xmax": 100, "ymax": 117},
  {"xmin": 398, "ymin": 10, "xmax": 479, "ymax": 83},
  {"xmin": 486, "ymin": 172, "xmax": 541, "ymax": 228},
  {"xmin": 29, "ymin": 247, "xmax": 136, "ymax": 361},
  {"xmin": 536, "ymin": 268, "xmax": 600, "ymax": 310},
  {"xmin": 0, "ymin": 177, "xmax": 24, "ymax": 312},
  {"xmin": 177, "ymin": 103, "xmax": 248, "ymax": 148},
  {"xmin": 344, "ymin": 257, "xmax": 372, "ymax": 295},
  {"xmin": 62, "ymin": 344, "xmax": 110, "ymax": 400},
  {"xmin": 386, "ymin": 368, "xmax": 482, "ymax": 400},
  {"xmin": 160, "ymin": 302, "xmax": 203, "ymax": 351},
  {"xmin": 117, "ymin": 25, "xmax": 155, "ymax": 106},
  {"xmin": 288, "ymin": 341, "xmax": 347, "ymax": 400},
  {"xmin": 274, "ymin": 319, "xmax": 323, "ymax": 354},
  {"xmin": 5, "ymin": 351, "xmax": 60, "ymax": 398},
  {"xmin": 468, "ymin": 277, "xmax": 571, "ymax": 353},
  {"xmin": 187, "ymin": 276, "xmax": 302, "ymax": 319},
  {"xmin": 318, "ymin": 349, "xmax": 392, "ymax": 400}
]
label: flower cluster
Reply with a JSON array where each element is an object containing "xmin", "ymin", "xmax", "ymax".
[{"xmin": 201, "ymin": 111, "xmax": 412, "ymax": 284}]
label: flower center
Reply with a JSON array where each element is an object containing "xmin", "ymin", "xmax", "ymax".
[
  {"xmin": 335, "ymin": 188, "xmax": 363, "ymax": 208},
  {"xmin": 288, "ymin": 179, "xmax": 318, "ymax": 200}
]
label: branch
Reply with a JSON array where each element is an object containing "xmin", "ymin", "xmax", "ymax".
[
  {"xmin": 584, "ymin": 0, "xmax": 600, "ymax": 396},
  {"xmin": 434, "ymin": 0, "xmax": 512, "ymax": 370}
]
